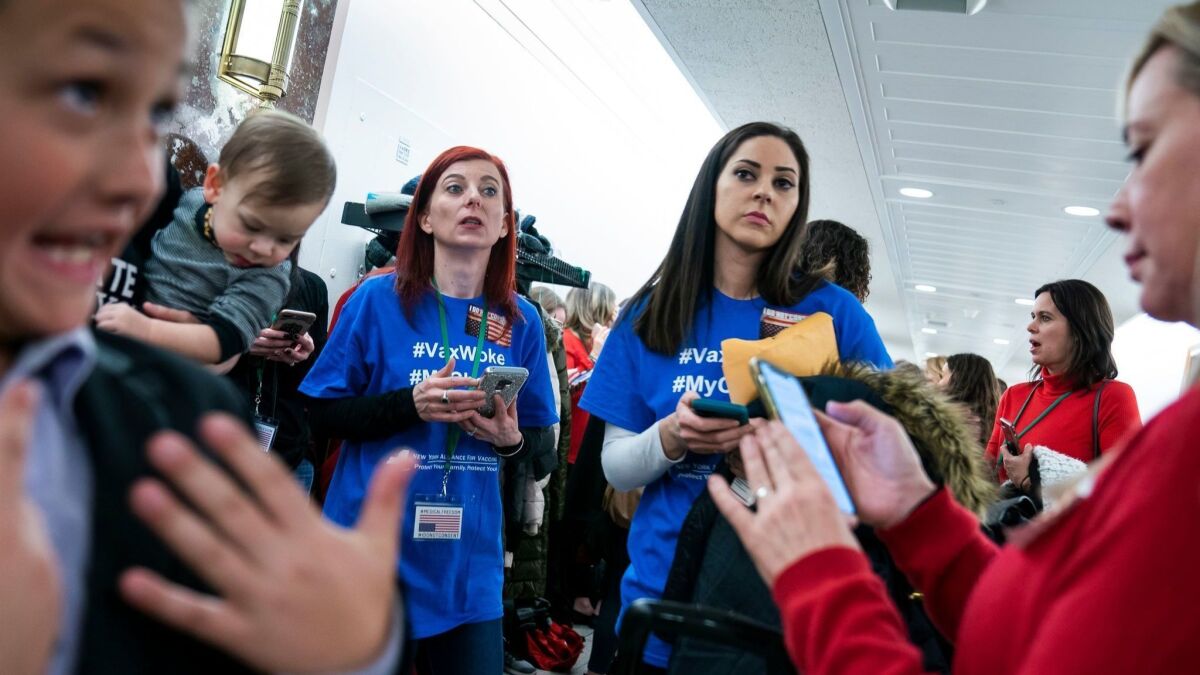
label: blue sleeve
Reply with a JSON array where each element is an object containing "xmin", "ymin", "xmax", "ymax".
[
  {"xmin": 833, "ymin": 300, "xmax": 893, "ymax": 369},
  {"xmin": 515, "ymin": 303, "xmax": 559, "ymax": 427},
  {"xmin": 299, "ymin": 282, "xmax": 372, "ymax": 399},
  {"xmin": 579, "ymin": 310, "xmax": 656, "ymax": 432}
]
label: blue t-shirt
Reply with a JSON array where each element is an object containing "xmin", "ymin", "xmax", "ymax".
[
  {"xmin": 580, "ymin": 282, "xmax": 891, "ymax": 667},
  {"xmin": 300, "ymin": 273, "xmax": 558, "ymax": 639}
]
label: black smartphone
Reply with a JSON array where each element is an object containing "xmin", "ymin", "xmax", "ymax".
[
  {"xmin": 750, "ymin": 357, "xmax": 856, "ymax": 514},
  {"xmin": 476, "ymin": 366, "xmax": 530, "ymax": 418},
  {"xmin": 690, "ymin": 398, "xmax": 749, "ymax": 425},
  {"xmin": 999, "ymin": 418, "xmax": 1022, "ymax": 456},
  {"xmin": 270, "ymin": 309, "xmax": 317, "ymax": 343}
]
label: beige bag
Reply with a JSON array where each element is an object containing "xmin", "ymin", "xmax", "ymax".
[{"xmin": 602, "ymin": 485, "xmax": 643, "ymax": 530}]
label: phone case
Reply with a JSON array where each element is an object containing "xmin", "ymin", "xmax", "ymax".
[
  {"xmin": 690, "ymin": 398, "xmax": 749, "ymax": 425},
  {"xmin": 272, "ymin": 310, "xmax": 317, "ymax": 339},
  {"xmin": 476, "ymin": 367, "xmax": 529, "ymax": 418}
]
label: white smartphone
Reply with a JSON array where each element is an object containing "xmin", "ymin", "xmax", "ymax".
[
  {"xmin": 476, "ymin": 366, "xmax": 530, "ymax": 418},
  {"xmin": 750, "ymin": 357, "xmax": 856, "ymax": 515}
]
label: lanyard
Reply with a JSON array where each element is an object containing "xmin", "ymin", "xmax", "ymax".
[
  {"xmin": 254, "ymin": 360, "xmax": 266, "ymax": 416},
  {"xmin": 433, "ymin": 281, "xmax": 487, "ymax": 495},
  {"xmin": 1011, "ymin": 380, "xmax": 1074, "ymax": 440}
]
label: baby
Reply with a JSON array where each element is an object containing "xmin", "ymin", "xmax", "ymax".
[{"xmin": 95, "ymin": 110, "xmax": 336, "ymax": 364}]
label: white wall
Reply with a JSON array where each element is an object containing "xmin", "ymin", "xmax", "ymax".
[
  {"xmin": 1111, "ymin": 313, "xmax": 1200, "ymax": 420},
  {"xmin": 301, "ymin": 0, "xmax": 723, "ymax": 306}
]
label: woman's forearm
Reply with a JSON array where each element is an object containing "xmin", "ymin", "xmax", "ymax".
[{"xmin": 601, "ymin": 421, "xmax": 683, "ymax": 490}]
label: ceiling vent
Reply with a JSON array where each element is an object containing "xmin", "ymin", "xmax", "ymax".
[{"xmin": 882, "ymin": 0, "xmax": 987, "ymax": 15}]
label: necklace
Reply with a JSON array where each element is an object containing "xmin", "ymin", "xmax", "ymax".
[{"xmin": 202, "ymin": 207, "xmax": 216, "ymax": 245}]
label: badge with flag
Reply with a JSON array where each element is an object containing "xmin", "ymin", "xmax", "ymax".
[
  {"xmin": 413, "ymin": 503, "xmax": 463, "ymax": 540},
  {"xmin": 466, "ymin": 305, "xmax": 512, "ymax": 347},
  {"xmin": 759, "ymin": 307, "xmax": 808, "ymax": 338}
]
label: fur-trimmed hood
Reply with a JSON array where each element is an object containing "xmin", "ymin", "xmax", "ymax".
[{"xmin": 831, "ymin": 362, "xmax": 996, "ymax": 517}]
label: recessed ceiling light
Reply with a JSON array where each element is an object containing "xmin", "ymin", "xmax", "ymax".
[
  {"xmin": 900, "ymin": 187, "xmax": 934, "ymax": 199},
  {"xmin": 1014, "ymin": 298, "xmax": 1035, "ymax": 306},
  {"xmin": 1063, "ymin": 205, "xmax": 1100, "ymax": 217},
  {"xmin": 993, "ymin": 338, "xmax": 1010, "ymax": 345},
  {"xmin": 921, "ymin": 327, "xmax": 938, "ymax": 335},
  {"xmin": 915, "ymin": 284, "xmax": 937, "ymax": 293}
]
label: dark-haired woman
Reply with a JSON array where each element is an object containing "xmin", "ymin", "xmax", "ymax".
[
  {"xmin": 940, "ymin": 353, "xmax": 1000, "ymax": 449},
  {"xmin": 580, "ymin": 122, "xmax": 892, "ymax": 670},
  {"xmin": 985, "ymin": 280, "xmax": 1141, "ymax": 500},
  {"xmin": 301, "ymin": 146, "xmax": 559, "ymax": 673},
  {"xmin": 798, "ymin": 218, "xmax": 873, "ymax": 303}
]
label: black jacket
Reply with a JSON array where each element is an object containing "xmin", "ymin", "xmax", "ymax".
[
  {"xmin": 73, "ymin": 331, "xmax": 258, "ymax": 673},
  {"xmin": 71, "ymin": 331, "xmax": 408, "ymax": 673},
  {"xmin": 226, "ymin": 267, "xmax": 330, "ymax": 470},
  {"xmin": 662, "ymin": 372, "xmax": 997, "ymax": 675}
]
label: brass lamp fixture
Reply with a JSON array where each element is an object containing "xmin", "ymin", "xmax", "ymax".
[{"xmin": 217, "ymin": 0, "xmax": 304, "ymax": 106}]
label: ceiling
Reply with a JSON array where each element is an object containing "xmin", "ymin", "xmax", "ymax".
[{"xmin": 633, "ymin": 0, "xmax": 1172, "ymax": 382}]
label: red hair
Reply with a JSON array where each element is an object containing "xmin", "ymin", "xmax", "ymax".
[{"xmin": 394, "ymin": 146, "xmax": 520, "ymax": 320}]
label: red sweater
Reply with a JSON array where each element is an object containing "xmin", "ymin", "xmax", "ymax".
[
  {"xmin": 562, "ymin": 328, "xmax": 593, "ymax": 464},
  {"xmin": 772, "ymin": 385, "xmax": 1200, "ymax": 674},
  {"xmin": 985, "ymin": 372, "xmax": 1140, "ymax": 479}
]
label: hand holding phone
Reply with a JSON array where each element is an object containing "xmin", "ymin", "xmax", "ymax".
[
  {"xmin": 999, "ymin": 418, "xmax": 1022, "ymax": 456},
  {"xmin": 270, "ymin": 309, "xmax": 317, "ymax": 344},
  {"xmin": 476, "ymin": 366, "xmax": 530, "ymax": 418},
  {"xmin": 750, "ymin": 358, "xmax": 856, "ymax": 514}
]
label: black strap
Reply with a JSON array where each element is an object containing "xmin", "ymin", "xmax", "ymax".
[
  {"xmin": 1092, "ymin": 381, "xmax": 1107, "ymax": 460},
  {"xmin": 1012, "ymin": 381, "xmax": 1073, "ymax": 440}
]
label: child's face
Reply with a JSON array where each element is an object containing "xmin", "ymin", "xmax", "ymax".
[
  {"xmin": 203, "ymin": 167, "xmax": 325, "ymax": 269},
  {"xmin": 0, "ymin": 0, "xmax": 185, "ymax": 343}
]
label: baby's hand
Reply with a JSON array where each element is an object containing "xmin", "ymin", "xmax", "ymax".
[{"xmin": 95, "ymin": 303, "xmax": 150, "ymax": 339}]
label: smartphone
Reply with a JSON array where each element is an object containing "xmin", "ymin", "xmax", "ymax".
[
  {"xmin": 690, "ymin": 398, "xmax": 749, "ymax": 425},
  {"xmin": 476, "ymin": 366, "xmax": 530, "ymax": 418},
  {"xmin": 998, "ymin": 418, "xmax": 1021, "ymax": 456},
  {"xmin": 270, "ymin": 309, "xmax": 317, "ymax": 343},
  {"xmin": 750, "ymin": 357, "xmax": 856, "ymax": 514}
]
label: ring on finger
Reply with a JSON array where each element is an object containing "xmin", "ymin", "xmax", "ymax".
[
  {"xmin": 466, "ymin": 426, "xmax": 477, "ymax": 437},
  {"xmin": 754, "ymin": 485, "xmax": 773, "ymax": 501},
  {"xmin": 441, "ymin": 390, "xmax": 450, "ymax": 405}
]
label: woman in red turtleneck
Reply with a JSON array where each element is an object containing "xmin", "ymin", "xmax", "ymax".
[{"xmin": 984, "ymin": 280, "xmax": 1140, "ymax": 492}]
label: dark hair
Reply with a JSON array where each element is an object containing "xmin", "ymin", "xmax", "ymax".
[
  {"xmin": 1031, "ymin": 279, "xmax": 1119, "ymax": 388},
  {"xmin": 218, "ymin": 109, "xmax": 337, "ymax": 207},
  {"xmin": 798, "ymin": 219, "xmax": 872, "ymax": 302},
  {"xmin": 946, "ymin": 353, "xmax": 1000, "ymax": 448},
  {"xmin": 628, "ymin": 122, "xmax": 820, "ymax": 354},
  {"xmin": 394, "ymin": 146, "xmax": 519, "ymax": 320}
]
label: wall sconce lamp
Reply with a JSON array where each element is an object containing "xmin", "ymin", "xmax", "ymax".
[{"xmin": 217, "ymin": 0, "xmax": 304, "ymax": 106}]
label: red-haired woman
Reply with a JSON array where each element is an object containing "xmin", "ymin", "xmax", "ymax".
[{"xmin": 302, "ymin": 146, "xmax": 559, "ymax": 673}]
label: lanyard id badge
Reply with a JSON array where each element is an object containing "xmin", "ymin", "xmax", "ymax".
[
  {"xmin": 413, "ymin": 281, "xmax": 488, "ymax": 541},
  {"xmin": 252, "ymin": 361, "xmax": 277, "ymax": 452},
  {"xmin": 413, "ymin": 493, "xmax": 464, "ymax": 541},
  {"xmin": 253, "ymin": 416, "xmax": 279, "ymax": 452},
  {"xmin": 432, "ymin": 280, "xmax": 487, "ymax": 483}
]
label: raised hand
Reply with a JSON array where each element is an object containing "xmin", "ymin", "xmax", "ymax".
[
  {"xmin": 119, "ymin": 414, "xmax": 416, "ymax": 673},
  {"xmin": 0, "ymin": 382, "xmax": 61, "ymax": 675}
]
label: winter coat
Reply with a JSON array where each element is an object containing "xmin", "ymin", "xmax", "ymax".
[
  {"xmin": 505, "ymin": 308, "xmax": 572, "ymax": 600},
  {"xmin": 662, "ymin": 364, "xmax": 995, "ymax": 674}
]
